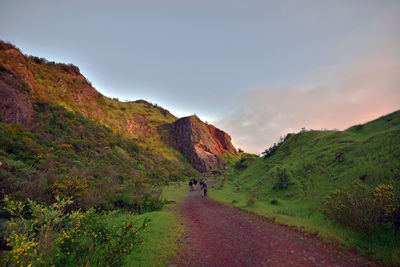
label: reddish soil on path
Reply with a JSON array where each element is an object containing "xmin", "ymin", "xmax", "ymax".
[{"xmin": 172, "ymin": 188, "xmax": 373, "ymax": 267}]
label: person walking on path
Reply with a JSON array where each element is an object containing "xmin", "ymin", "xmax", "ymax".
[
  {"xmin": 203, "ymin": 182, "xmax": 208, "ymax": 197},
  {"xmin": 193, "ymin": 178, "xmax": 198, "ymax": 191},
  {"xmin": 189, "ymin": 180, "xmax": 194, "ymax": 192}
]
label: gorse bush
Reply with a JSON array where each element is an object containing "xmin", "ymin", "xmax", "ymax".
[
  {"xmin": 51, "ymin": 174, "xmax": 88, "ymax": 200},
  {"xmin": 322, "ymin": 181, "xmax": 399, "ymax": 234},
  {"xmin": 2, "ymin": 197, "xmax": 146, "ymax": 266},
  {"xmin": 3, "ymin": 196, "xmax": 73, "ymax": 265},
  {"xmin": 54, "ymin": 210, "xmax": 146, "ymax": 266}
]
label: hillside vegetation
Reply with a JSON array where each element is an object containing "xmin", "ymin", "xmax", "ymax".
[
  {"xmin": 0, "ymin": 42, "xmax": 199, "ymax": 266},
  {"xmin": 212, "ymin": 110, "xmax": 400, "ymax": 264},
  {"xmin": 0, "ymin": 100, "xmax": 197, "ymax": 265},
  {"xmin": 0, "ymin": 41, "xmax": 181, "ymax": 162}
]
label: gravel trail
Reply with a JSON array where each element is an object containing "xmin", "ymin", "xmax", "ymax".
[{"xmin": 172, "ymin": 187, "xmax": 372, "ymax": 267}]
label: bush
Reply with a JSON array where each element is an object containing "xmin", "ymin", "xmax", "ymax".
[
  {"xmin": 132, "ymin": 187, "xmax": 164, "ymax": 214},
  {"xmin": 234, "ymin": 159, "xmax": 248, "ymax": 170},
  {"xmin": 1, "ymin": 197, "xmax": 146, "ymax": 266},
  {"xmin": 2, "ymin": 196, "xmax": 72, "ymax": 265},
  {"xmin": 53, "ymin": 209, "xmax": 145, "ymax": 266},
  {"xmin": 270, "ymin": 199, "xmax": 279, "ymax": 205},
  {"xmin": 246, "ymin": 194, "xmax": 257, "ymax": 206},
  {"xmin": 322, "ymin": 182, "xmax": 398, "ymax": 234},
  {"xmin": 51, "ymin": 175, "xmax": 88, "ymax": 201},
  {"xmin": 272, "ymin": 168, "xmax": 290, "ymax": 190}
]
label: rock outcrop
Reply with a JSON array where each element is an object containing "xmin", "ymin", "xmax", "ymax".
[
  {"xmin": 0, "ymin": 67, "xmax": 33, "ymax": 128},
  {"xmin": 165, "ymin": 116, "xmax": 237, "ymax": 172}
]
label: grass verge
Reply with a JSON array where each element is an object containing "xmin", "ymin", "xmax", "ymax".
[{"xmin": 107, "ymin": 183, "xmax": 188, "ymax": 266}]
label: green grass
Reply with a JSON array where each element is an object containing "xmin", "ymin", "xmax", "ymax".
[
  {"xmin": 210, "ymin": 110, "xmax": 400, "ymax": 265},
  {"xmin": 107, "ymin": 182, "xmax": 188, "ymax": 266}
]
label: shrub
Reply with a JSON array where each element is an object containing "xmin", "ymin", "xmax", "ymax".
[
  {"xmin": 234, "ymin": 159, "xmax": 248, "ymax": 170},
  {"xmin": 51, "ymin": 175, "xmax": 88, "ymax": 201},
  {"xmin": 53, "ymin": 209, "xmax": 146, "ymax": 266},
  {"xmin": 322, "ymin": 182, "xmax": 398, "ymax": 234},
  {"xmin": 272, "ymin": 168, "xmax": 290, "ymax": 190},
  {"xmin": 270, "ymin": 199, "xmax": 279, "ymax": 205},
  {"xmin": 246, "ymin": 194, "xmax": 257, "ymax": 206},
  {"xmin": 2, "ymin": 196, "xmax": 72, "ymax": 266},
  {"xmin": 132, "ymin": 187, "xmax": 164, "ymax": 214},
  {"xmin": 2, "ymin": 197, "xmax": 146, "ymax": 266}
]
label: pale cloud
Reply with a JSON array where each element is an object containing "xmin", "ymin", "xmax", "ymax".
[
  {"xmin": 216, "ymin": 47, "xmax": 400, "ymax": 154},
  {"xmin": 215, "ymin": 3, "xmax": 400, "ymax": 154}
]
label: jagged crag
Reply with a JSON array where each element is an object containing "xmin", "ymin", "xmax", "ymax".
[{"xmin": 164, "ymin": 116, "xmax": 236, "ymax": 171}]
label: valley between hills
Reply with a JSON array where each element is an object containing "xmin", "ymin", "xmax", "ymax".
[{"xmin": 1, "ymin": 41, "xmax": 399, "ymax": 266}]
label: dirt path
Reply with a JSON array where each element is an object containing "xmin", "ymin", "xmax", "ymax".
[{"xmin": 171, "ymin": 186, "xmax": 372, "ymax": 267}]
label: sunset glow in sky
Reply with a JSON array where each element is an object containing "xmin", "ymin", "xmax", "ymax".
[{"xmin": 1, "ymin": 0, "xmax": 399, "ymax": 153}]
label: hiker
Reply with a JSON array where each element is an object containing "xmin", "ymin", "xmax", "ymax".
[
  {"xmin": 193, "ymin": 178, "xmax": 198, "ymax": 191},
  {"xmin": 189, "ymin": 180, "xmax": 194, "ymax": 192},
  {"xmin": 203, "ymin": 182, "xmax": 208, "ymax": 197},
  {"xmin": 200, "ymin": 179, "xmax": 204, "ymax": 191}
]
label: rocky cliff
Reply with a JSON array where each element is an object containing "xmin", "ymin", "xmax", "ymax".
[
  {"xmin": 165, "ymin": 116, "xmax": 237, "ymax": 172},
  {"xmin": 0, "ymin": 66, "xmax": 33, "ymax": 128}
]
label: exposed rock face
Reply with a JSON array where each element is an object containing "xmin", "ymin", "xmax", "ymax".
[
  {"xmin": 126, "ymin": 113, "xmax": 155, "ymax": 136},
  {"xmin": 166, "ymin": 116, "xmax": 237, "ymax": 172},
  {"xmin": 0, "ymin": 47, "xmax": 35, "ymax": 89},
  {"xmin": 0, "ymin": 68, "xmax": 33, "ymax": 128}
]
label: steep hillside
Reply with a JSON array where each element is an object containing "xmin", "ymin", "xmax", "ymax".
[
  {"xmin": 0, "ymin": 41, "xmax": 202, "ymax": 266},
  {"xmin": 0, "ymin": 99, "xmax": 197, "ymax": 208},
  {"xmin": 212, "ymin": 110, "xmax": 400, "ymax": 263},
  {"xmin": 0, "ymin": 41, "xmax": 203, "ymax": 208},
  {"xmin": 0, "ymin": 42, "xmax": 176, "ymax": 138},
  {"xmin": 0, "ymin": 41, "xmax": 236, "ymax": 172}
]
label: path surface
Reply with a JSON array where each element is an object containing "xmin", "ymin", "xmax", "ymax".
[{"xmin": 172, "ymin": 187, "xmax": 372, "ymax": 267}]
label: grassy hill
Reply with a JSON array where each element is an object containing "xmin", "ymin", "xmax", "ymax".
[
  {"xmin": 0, "ymin": 42, "xmax": 199, "ymax": 265},
  {"xmin": 0, "ymin": 41, "xmax": 184, "ymax": 163},
  {"xmin": 211, "ymin": 110, "xmax": 400, "ymax": 264}
]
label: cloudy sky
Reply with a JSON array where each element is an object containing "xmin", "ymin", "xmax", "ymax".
[{"xmin": 1, "ymin": 0, "xmax": 399, "ymax": 153}]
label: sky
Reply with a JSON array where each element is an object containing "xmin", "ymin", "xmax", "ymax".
[{"xmin": 1, "ymin": 0, "xmax": 399, "ymax": 153}]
